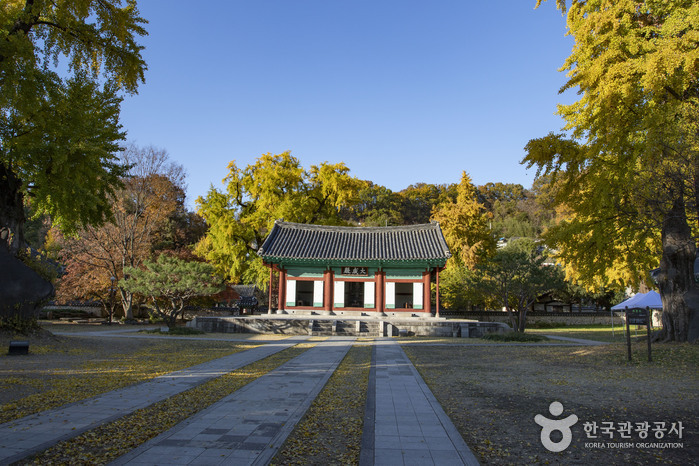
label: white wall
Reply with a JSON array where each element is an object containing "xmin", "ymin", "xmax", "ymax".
[
  {"xmin": 364, "ymin": 281, "xmax": 375, "ymax": 308},
  {"xmin": 286, "ymin": 280, "xmax": 296, "ymax": 307},
  {"xmin": 385, "ymin": 282, "xmax": 395, "ymax": 309},
  {"xmin": 334, "ymin": 281, "xmax": 345, "ymax": 307},
  {"xmin": 313, "ymin": 280, "xmax": 324, "ymax": 307},
  {"xmin": 413, "ymin": 282, "xmax": 423, "ymax": 310}
]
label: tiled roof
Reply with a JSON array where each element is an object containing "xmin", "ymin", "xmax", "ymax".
[
  {"xmin": 258, "ymin": 221, "xmax": 451, "ymax": 263},
  {"xmin": 231, "ymin": 285, "xmax": 258, "ymax": 297}
]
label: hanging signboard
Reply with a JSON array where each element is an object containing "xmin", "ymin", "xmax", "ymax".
[{"xmin": 341, "ymin": 266, "xmax": 368, "ymax": 276}]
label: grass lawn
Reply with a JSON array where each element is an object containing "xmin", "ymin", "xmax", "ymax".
[
  {"xmin": 2, "ymin": 323, "xmax": 696, "ymax": 465},
  {"xmin": 528, "ymin": 323, "xmax": 652, "ymax": 343},
  {"xmin": 42, "ymin": 321, "xmax": 291, "ymax": 340},
  {"xmin": 405, "ymin": 339, "xmax": 698, "ymax": 465},
  {"xmin": 397, "ymin": 336, "xmax": 552, "ymax": 345},
  {"xmin": 0, "ymin": 330, "xmax": 259, "ymax": 424}
]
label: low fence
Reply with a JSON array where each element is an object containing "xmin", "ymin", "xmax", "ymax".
[{"xmin": 440, "ymin": 310, "xmax": 625, "ymax": 326}]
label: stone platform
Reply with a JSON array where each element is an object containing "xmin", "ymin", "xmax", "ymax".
[{"xmin": 188, "ymin": 315, "xmax": 510, "ymax": 338}]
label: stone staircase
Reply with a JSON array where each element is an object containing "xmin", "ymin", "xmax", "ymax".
[
  {"xmin": 359, "ymin": 320, "xmax": 381, "ymax": 337},
  {"xmin": 334, "ymin": 320, "xmax": 356, "ymax": 336},
  {"xmin": 310, "ymin": 320, "xmax": 333, "ymax": 336},
  {"xmin": 310, "ymin": 319, "xmax": 383, "ymax": 337}
]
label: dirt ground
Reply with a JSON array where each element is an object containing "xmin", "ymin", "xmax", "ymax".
[
  {"xmin": 0, "ymin": 326, "xmax": 156, "ymax": 406},
  {"xmin": 2, "ymin": 324, "xmax": 696, "ymax": 465},
  {"xmin": 0, "ymin": 322, "xmax": 259, "ymax": 420},
  {"xmin": 404, "ymin": 342, "xmax": 698, "ymax": 465}
]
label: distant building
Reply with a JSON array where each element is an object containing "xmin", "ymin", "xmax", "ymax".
[{"xmin": 257, "ymin": 221, "xmax": 451, "ymax": 316}]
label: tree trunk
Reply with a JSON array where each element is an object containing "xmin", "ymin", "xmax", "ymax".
[
  {"xmin": 119, "ymin": 288, "xmax": 134, "ymax": 320},
  {"xmin": 518, "ymin": 309, "xmax": 528, "ymax": 332},
  {"xmin": 0, "ymin": 163, "xmax": 26, "ymax": 256},
  {"xmin": 656, "ymin": 197, "xmax": 698, "ymax": 342},
  {"xmin": 504, "ymin": 305, "xmax": 517, "ymax": 330}
]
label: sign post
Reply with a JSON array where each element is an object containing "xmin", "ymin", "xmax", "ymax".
[
  {"xmin": 624, "ymin": 307, "xmax": 652, "ymax": 362},
  {"xmin": 625, "ymin": 307, "xmax": 632, "ymax": 362},
  {"xmin": 646, "ymin": 307, "xmax": 652, "ymax": 362}
]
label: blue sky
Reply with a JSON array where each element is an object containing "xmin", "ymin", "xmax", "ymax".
[{"xmin": 119, "ymin": 1, "xmax": 575, "ymax": 208}]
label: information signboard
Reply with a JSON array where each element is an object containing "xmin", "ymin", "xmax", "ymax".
[{"xmin": 626, "ymin": 308, "xmax": 649, "ymax": 325}]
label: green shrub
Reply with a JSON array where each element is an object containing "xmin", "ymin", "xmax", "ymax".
[
  {"xmin": 482, "ymin": 332, "xmax": 549, "ymax": 342},
  {"xmin": 139, "ymin": 327, "xmax": 204, "ymax": 336},
  {"xmin": 168, "ymin": 327, "xmax": 204, "ymax": 335},
  {"xmin": 40, "ymin": 308, "xmax": 92, "ymax": 319},
  {"xmin": 18, "ymin": 248, "xmax": 60, "ymax": 284},
  {"xmin": 528, "ymin": 321, "xmax": 567, "ymax": 329},
  {"xmin": 0, "ymin": 316, "xmax": 41, "ymax": 334}
]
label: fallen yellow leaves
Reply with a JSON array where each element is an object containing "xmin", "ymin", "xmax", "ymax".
[
  {"xmin": 404, "ymin": 342, "xmax": 698, "ymax": 465},
  {"xmin": 20, "ymin": 344, "xmax": 313, "ymax": 465},
  {"xmin": 0, "ymin": 339, "xmax": 255, "ymax": 424},
  {"xmin": 271, "ymin": 345, "xmax": 371, "ymax": 466}
]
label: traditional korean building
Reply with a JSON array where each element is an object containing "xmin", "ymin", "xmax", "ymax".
[{"xmin": 257, "ymin": 221, "xmax": 451, "ymax": 316}]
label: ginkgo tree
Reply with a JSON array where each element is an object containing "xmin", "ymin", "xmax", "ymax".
[
  {"xmin": 527, "ymin": 0, "xmax": 699, "ymax": 341},
  {"xmin": 431, "ymin": 171, "xmax": 496, "ymax": 269},
  {"xmin": 431, "ymin": 172, "xmax": 496, "ymax": 310},
  {"xmin": 196, "ymin": 151, "xmax": 365, "ymax": 286},
  {"xmin": 1, "ymin": 1, "xmax": 148, "ymax": 256}
]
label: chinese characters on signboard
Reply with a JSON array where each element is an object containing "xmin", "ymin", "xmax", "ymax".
[{"xmin": 341, "ymin": 266, "xmax": 368, "ymax": 276}]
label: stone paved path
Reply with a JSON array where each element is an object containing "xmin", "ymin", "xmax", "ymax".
[
  {"xmin": 361, "ymin": 339, "xmax": 479, "ymax": 466},
  {"xmin": 0, "ymin": 337, "xmax": 307, "ymax": 465},
  {"xmin": 542, "ymin": 335, "xmax": 609, "ymax": 345},
  {"xmin": 111, "ymin": 337, "xmax": 355, "ymax": 465},
  {"xmin": 0, "ymin": 333, "xmax": 508, "ymax": 465}
]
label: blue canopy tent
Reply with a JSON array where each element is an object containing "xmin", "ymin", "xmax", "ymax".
[
  {"xmin": 611, "ymin": 291, "xmax": 663, "ymax": 336},
  {"xmin": 611, "ymin": 290, "xmax": 663, "ymax": 311}
]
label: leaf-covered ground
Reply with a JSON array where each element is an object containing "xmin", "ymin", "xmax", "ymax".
[
  {"xmin": 404, "ymin": 340, "xmax": 698, "ymax": 465},
  {"xmin": 528, "ymin": 323, "xmax": 646, "ymax": 343},
  {"xmin": 2, "ymin": 323, "xmax": 696, "ymax": 465},
  {"xmin": 19, "ymin": 343, "xmax": 315, "ymax": 465},
  {"xmin": 0, "ymin": 330, "xmax": 257, "ymax": 424},
  {"xmin": 272, "ymin": 345, "xmax": 371, "ymax": 465}
]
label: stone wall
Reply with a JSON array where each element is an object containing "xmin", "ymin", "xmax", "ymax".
[
  {"xmin": 456, "ymin": 312, "xmax": 626, "ymax": 327},
  {"xmin": 189, "ymin": 316, "xmax": 511, "ymax": 338},
  {"xmin": 191, "ymin": 316, "xmax": 311, "ymax": 335}
]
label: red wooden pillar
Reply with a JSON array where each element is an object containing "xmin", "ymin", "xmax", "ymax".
[
  {"xmin": 324, "ymin": 269, "xmax": 333, "ymax": 313},
  {"xmin": 268, "ymin": 266, "xmax": 274, "ymax": 314},
  {"xmin": 376, "ymin": 270, "xmax": 385, "ymax": 314},
  {"xmin": 422, "ymin": 271, "xmax": 431, "ymax": 314},
  {"xmin": 278, "ymin": 268, "xmax": 287, "ymax": 311},
  {"xmin": 435, "ymin": 267, "xmax": 441, "ymax": 318}
]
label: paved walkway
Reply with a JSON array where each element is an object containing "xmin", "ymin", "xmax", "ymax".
[
  {"xmin": 0, "ymin": 330, "xmax": 613, "ymax": 466},
  {"xmin": 111, "ymin": 337, "xmax": 355, "ymax": 465},
  {"xmin": 542, "ymin": 335, "xmax": 609, "ymax": 345},
  {"xmin": 361, "ymin": 340, "xmax": 479, "ymax": 466},
  {"xmin": 0, "ymin": 337, "xmax": 308, "ymax": 465},
  {"xmin": 0, "ymin": 333, "xmax": 497, "ymax": 465}
]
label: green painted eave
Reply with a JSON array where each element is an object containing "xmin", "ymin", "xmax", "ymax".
[{"xmin": 262, "ymin": 257, "xmax": 448, "ymax": 269}]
